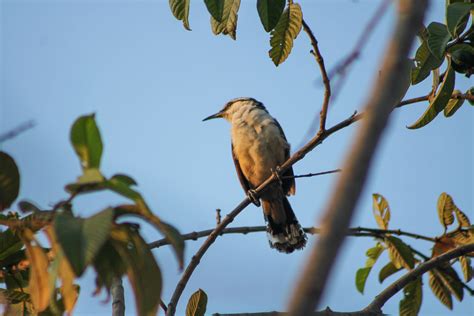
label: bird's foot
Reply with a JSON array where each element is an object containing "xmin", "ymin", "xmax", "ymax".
[
  {"xmin": 272, "ymin": 166, "xmax": 283, "ymax": 185},
  {"xmin": 247, "ymin": 189, "xmax": 261, "ymax": 207}
]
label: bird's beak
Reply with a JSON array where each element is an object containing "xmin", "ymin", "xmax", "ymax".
[{"xmin": 202, "ymin": 111, "xmax": 224, "ymax": 122}]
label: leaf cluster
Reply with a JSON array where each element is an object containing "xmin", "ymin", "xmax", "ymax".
[
  {"xmin": 408, "ymin": 1, "xmax": 474, "ymax": 129},
  {"xmin": 355, "ymin": 193, "xmax": 473, "ymax": 316},
  {"xmin": 169, "ymin": 0, "xmax": 304, "ymax": 66},
  {"xmin": 0, "ymin": 114, "xmax": 185, "ymax": 315}
]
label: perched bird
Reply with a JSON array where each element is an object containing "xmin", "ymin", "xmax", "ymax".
[{"xmin": 203, "ymin": 97, "xmax": 307, "ymax": 253}]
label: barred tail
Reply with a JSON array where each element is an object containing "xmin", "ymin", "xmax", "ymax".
[{"xmin": 262, "ymin": 197, "xmax": 307, "ymax": 253}]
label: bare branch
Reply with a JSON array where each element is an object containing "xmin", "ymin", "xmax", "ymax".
[
  {"xmin": 165, "ymin": 112, "xmax": 361, "ymax": 315},
  {"xmin": 283, "ymin": 169, "xmax": 341, "ymax": 179},
  {"xmin": 111, "ymin": 278, "xmax": 125, "ymax": 316},
  {"xmin": 397, "ymin": 92, "xmax": 474, "ymax": 107},
  {"xmin": 0, "ymin": 120, "xmax": 36, "ymax": 143},
  {"xmin": 213, "ymin": 308, "xmax": 381, "ymax": 316},
  {"xmin": 329, "ymin": 0, "xmax": 391, "ymax": 102},
  {"xmin": 363, "ymin": 243, "xmax": 474, "ymax": 313},
  {"xmin": 287, "ymin": 2, "xmax": 428, "ymax": 315},
  {"xmin": 302, "ymin": 19, "xmax": 331, "ymax": 132},
  {"xmin": 149, "ymin": 225, "xmax": 436, "ymax": 249}
]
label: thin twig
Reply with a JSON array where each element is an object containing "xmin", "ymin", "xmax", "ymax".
[
  {"xmin": 165, "ymin": 112, "xmax": 361, "ymax": 316},
  {"xmin": 329, "ymin": 0, "xmax": 391, "ymax": 101},
  {"xmin": 287, "ymin": 2, "xmax": 428, "ymax": 314},
  {"xmin": 299, "ymin": 0, "xmax": 390, "ymax": 148},
  {"xmin": 363, "ymin": 243, "xmax": 474, "ymax": 313},
  {"xmin": 0, "ymin": 120, "xmax": 36, "ymax": 144},
  {"xmin": 396, "ymin": 92, "xmax": 474, "ymax": 107},
  {"xmin": 302, "ymin": 19, "xmax": 331, "ymax": 132},
  {"xmin": 149, "ymin": 225, "xmax": 436, "ymax": 249},
  {"xmin": 283, "ymin": 169, "xmax": 341, "ymax": 179}
]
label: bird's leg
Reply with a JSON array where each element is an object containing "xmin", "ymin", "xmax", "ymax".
[
  {"xmin": 271, "ymin": 166, "xmax": 283, "ymax": 185},
  {"xmin": 247, "ymin": 189, "xmax": 261, "ymax": 207}
]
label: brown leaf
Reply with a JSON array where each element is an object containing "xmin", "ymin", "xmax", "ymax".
[
  {"xmin": 372, "ymin": 194, "xmax": 390, "ymax": 230},
  {"xmin": 21, "ymin": 229, "xmax": 51, "ymax": 312},
  {"xmin": 432, "ymin": 236, "xmax": 457, "ymax": 258}
]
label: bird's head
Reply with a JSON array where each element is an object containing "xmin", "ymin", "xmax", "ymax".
[{"xmin": 202, "ymin": 97, "xmax": 266, "ymax": 122}]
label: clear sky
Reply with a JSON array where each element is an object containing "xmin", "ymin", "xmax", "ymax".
[{"xmin": 1, "ymin": 0, "xmax": 473, "ymax": 315}]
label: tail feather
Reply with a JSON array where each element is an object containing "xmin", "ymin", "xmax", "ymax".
[{"xmin": 262, "ymin": 197, "xmax": 306, "ymax": 253}]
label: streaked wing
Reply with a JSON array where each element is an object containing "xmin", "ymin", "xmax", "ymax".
[
  {"xmin": 231, "ymin": 143, "xmax": 251, "ymax": 192},
  {"xmin": 273, "ymin": 119, "xmax": 296, "ymax": 196}
]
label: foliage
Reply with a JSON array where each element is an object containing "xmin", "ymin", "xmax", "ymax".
[
  {"xmin": 408, "ymin": 1, "xmax": 473, "ymax": 128},
  {"xmin": 355, "ymin": 193, "xmax": 473, "ymax": 315},
  {"xmin": 0, "ymin": 114, "xmax": 184, "ymax": 315}
]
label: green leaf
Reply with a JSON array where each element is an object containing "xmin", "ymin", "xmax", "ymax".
[
  {"xmin": 411, "ymin": 41, "xmax": 444, "ymax": 85},
  {"xmin": 269, "ymin": 3, "xmax": 303, "ymax": 66},
  {"xmin": 0, "ymin": 230, "xmax": 23, "ymax": 262},
  {"xmin": 0, "ymin": 152, "xmax": 20, "ymax": 211},
  {"xmin": 408, "ymin": 57, "xmax": 455, "ymax": 129},
  {"xmin": 437, "ymin": 192, "xmax": 457, "ymax": 230},
  {"xmin": 459, "ymin": 256, "xmax": 472, "ymax": 282},
  {"xmin": 429, "ymin": 270, "xmax": 453, "ymax": 309},
  {"xmin": 385, "ymin": 236, "xmax": 415, "ymax": 270},
  {"xmin": 0, "ymin": 288, "xmax": 31, "ymax": 304},
  {"xmin": 204, "ymin": 0, "xmax": 224, "ymax": 22},
  {"xmin": 210, "ymin": 0, "xmax": 241, "ymax": 40},
  {"xmin": 92, "ymin": 240, "xmax": 127, "ymax": 294},
  {"xmin": 427, "ymin": 22, "xmax": 451, "ymax": 60},
  {"xmin": 257, "ymin": 0, "xmax": 286, "ymax": 32},
  {"xmin": 399, "ymin": 277, "xmax": 422, "ymax": 316},
  {"xmin": 444, "ymin": 89, "xmax": 465, "ymax": 117},
  {"xmin": 110, "ymin": 226, "xmax": 162, "ymax": 316},
  {"xmin": 18, "ymin": 200, "xmax": 41, "ymax": 213},
  {"xmin": 169, "ymin": 0, "xmax": 191, "ymax": 30},
  {"xmin": 446, "ymin": 3, "xmax": 473, "ymax": 37},
  {"xmin": 70, "ymin": 114, "xmax": 103, "ymax": 170},
  {"xmin": 114, "ymin": 204, "xmax": 185, "ymax": 269},
  {"xmin": 449, "ymin": 43, "xmax": 474, "ymax": 76},
  {"xmin": 379, "ymin": 262, "xmax": 402, "ymax": 283},
  {"xmin": 355, "ymin": 267, "xmax": 371, "ymax": 294},
  {"xmin": 372, "ymin": 193, "xmax": 390, "ymax": 230},
  {"xmin": 53, "ymin": 208, "xmax": 114, "ymax": 276},
  {"xmin": 355, "ymin": 243, "xmax": 384, "ymax": 294},
  {"xmin": 186, "ymin": 289, "xmax": 208, "ymax": 316},
  {"xmin": 110, "ymin": 174, "xmax": 138, "ymax": 186}
]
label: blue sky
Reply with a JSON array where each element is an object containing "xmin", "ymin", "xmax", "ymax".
[{"xmin": 1, "ymin": 0, "xmax": 473, "ymax": 315}]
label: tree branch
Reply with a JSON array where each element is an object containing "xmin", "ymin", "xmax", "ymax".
[
  {"xmin": 149, "ymin": 225, "xmax": 436, "ymax": 249},
  {"xmin": 287, "ymin": 2, "xmax": 428, "ymax": 315},
  {"xmin": 0, "ymin": 120, "xmax": 36, "ymax": 143},
  {"xmin": 111, "ymin": 278, "xmax": 125, "ymax": 316},
  {"xmin": 396, "ymin": 92, "xmax": 474, "ymax": 107},
  {"xmin": 329, "ymin": 0, "xmax": 391, "ymax": 102},
  {"xmin": 363, "ymin": 243, "xmax": 474, "ymax": 313},
  {"xmin": 165, "ymin": 112, "xmax": 361, "ymax": 315},
  {"xmin": 302, "ymin": 19, "xmax": 331, "ymax": 132},
  {"xmin": 213, "ymin": 309, "xmax": 381, "ymax": 316}
]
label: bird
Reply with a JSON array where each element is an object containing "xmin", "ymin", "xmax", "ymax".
[{"xmin": 203, "ymin": 97, "xmax": 307, "ymax": 253}]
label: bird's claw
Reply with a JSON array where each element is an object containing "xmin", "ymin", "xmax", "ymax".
[
  {"xmin": 272, "ymin": 166, "xmax": 283, "ymax": 185},
  {"xmin": 247, "ymin": 189, "xmax": 261, "ymax": 207}
]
